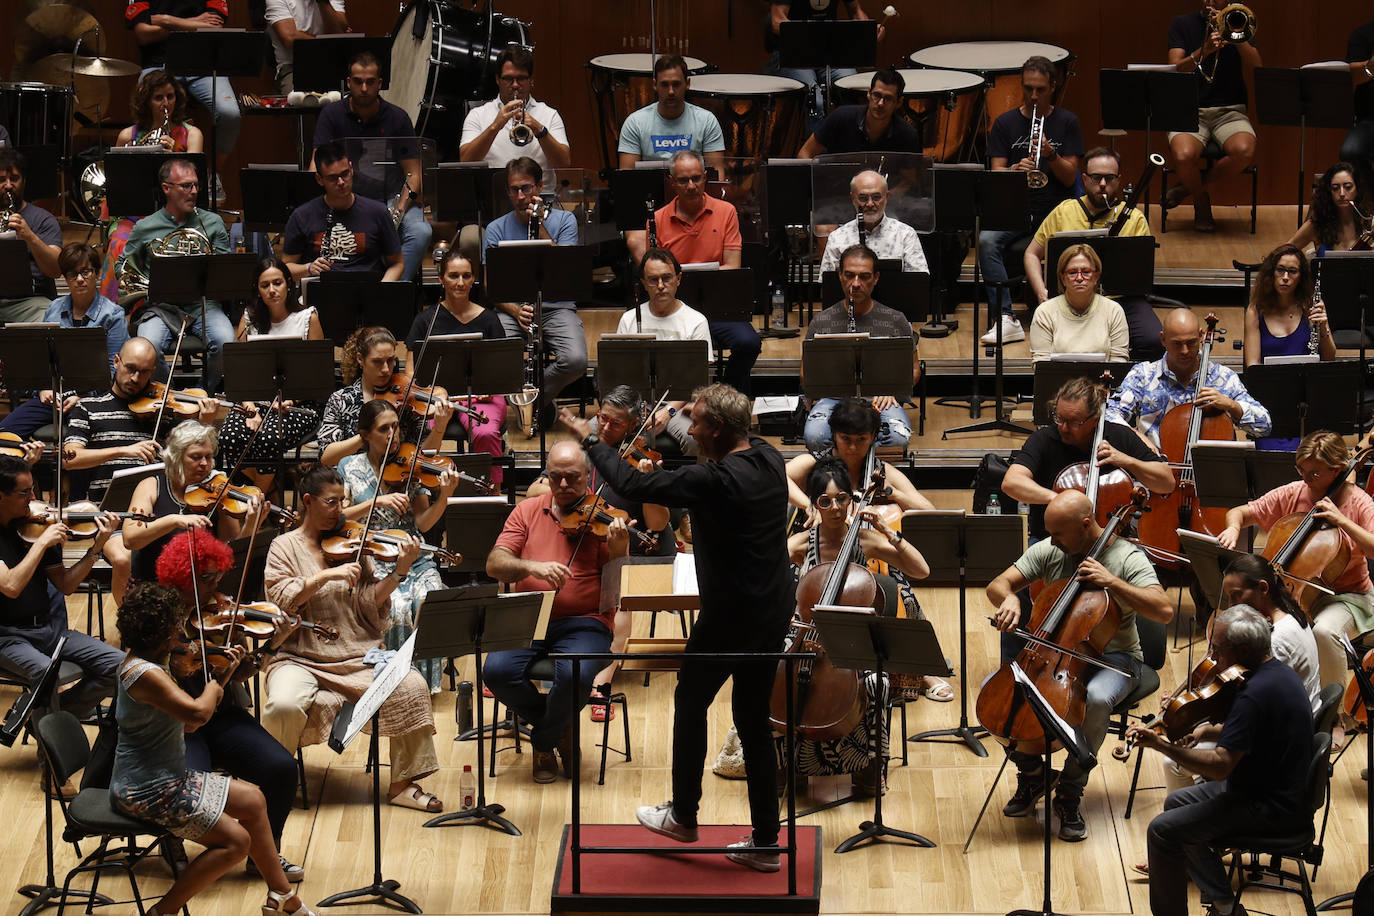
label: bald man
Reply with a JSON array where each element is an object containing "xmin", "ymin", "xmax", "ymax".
[
  {"xmin": 986, "ymin": 489, "xmax": 1172, "ymax": 842},
  {"xmin": 818, "ymin": 170, "xmax": 929, "ymax": 275},
  {"xmin": 1105, "ymin": 308, "xmax": 1271, "ymax": 449}
]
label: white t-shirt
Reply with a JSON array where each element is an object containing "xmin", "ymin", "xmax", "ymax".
[
  {"xmin": 460, "ymin": 97, "xmax": 568, "ymax": 171},
  {"xmin": 1271, "ymin": 613, "xmax": 1322, "ymax": 712},
  {"xmin": 265, "ymin": 0, "xmax": 348, "ymax": 78},
  {"xmin": 616, "ymin": 299, "xmax": 712, "ymax": 344},
  {"xmin": 247, "ymin": 305, "xmax": 316, "ymax": 340}
]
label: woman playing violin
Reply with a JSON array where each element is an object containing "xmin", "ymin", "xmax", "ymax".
[
  {"xmin": 124, "ymin": 422, "xmax": 268, "ymax": 585},
  {"xmin": 1222, "ymin": 555, "xmax": 1321, "ymax": 710},
  {"xmin": 1218, "ymin": 430, "xmax": 1374, "ymax": 692},
  {"xmin": 405, "ymin": 252, "xmax": 507, "ymax": 485},
  {"xmin": 317, "ymin": 327, "xmax": 453, "ymax": 467},
  {"xmin": 153, "ymin": 531, "xmax": 307, "ymax": 883},
  {"xmin": 338, "ymin": 400, "xmax": 458, "ymax": 691}
]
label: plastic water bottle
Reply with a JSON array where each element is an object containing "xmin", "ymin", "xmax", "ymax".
[
  {"xmin": 770, "ymin": 284, "xmax": 787, "ymax": 328},
  {"xmin": 985, "ymin": 496, "xmax": 1001, "ymax": 515},
  {"xmin": 459, "ymin": 765, "xmax": 476, "ymax": 810}
]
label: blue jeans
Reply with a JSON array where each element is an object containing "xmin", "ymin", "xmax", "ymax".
[
  {"xmin": 767, "ymin": 51, "xmax": 856, "ymax": 131},
  {"xmin": 979, "ymin": 229, "xmax": 1030, "ymax": 317},
  {"xmin": 709, "ymin": 320, "xmax": 761, "ymax": 395},
  {"xmin": 495, "ymin": 306, "xmax": 588, "ymax": 405},
  {"xmin": 398, "ymin": 204, "xmax": 432, "ymax": 284},
  {"xmin": 804, "ymin": 397, "xmax": 910, "ymax": 452},
  {"xmin": 136, "ymin": 305, "xmax": 237, "ymax": 390},
  {"xmin": 142, "ymin": 68, "xmax": 240, "ymax": 155},
  {"xmin": 0, "ymin": 398, "xmax": 59, "ymax": 438},
  {"xmin": 482, "ymin": 616, "xmax": 612, "ymax": 752}
]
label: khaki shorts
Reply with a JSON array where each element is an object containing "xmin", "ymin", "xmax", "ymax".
[{"xmin": 1168, "ymin": 104, "xmax": 1255, "ymax": 149}]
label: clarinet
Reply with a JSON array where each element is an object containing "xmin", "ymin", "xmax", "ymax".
[
  {"xmin": 646, "ymin": 197, "xmax": 659, "ymax": 249},
  {"xmin": 1309, "ymin": 261, "xmax": 1323, "ymax": 355},
  {"xmin": 856, "ymin": 209, "xmax": 867, "ymax": 249},
  {"xmin": 847, "ymin": 292, "xmax": 857, "ymax": 333}
]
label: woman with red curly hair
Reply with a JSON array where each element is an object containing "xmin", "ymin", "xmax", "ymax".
[{"xmin": 155, "ymin": 530, "xmax": 308, "ymax": 885}]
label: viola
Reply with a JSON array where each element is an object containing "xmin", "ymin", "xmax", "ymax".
[
  {"xmin": 184, "ymin": 472, "xmax": 298, "ymax": 526},
  {"xmin": 382, "ymin": 442, "xmax": 495, "ymax": 494},
  {"xmin": 18, "ymin": 500, "xmax": 154, "ymax": 543},
  {"xmin": 558, "ymin": 493, "xmax": 659, "ymax": 552},
  {"xmin": 1137, "ymin": 313, "xmax": 1234, "ymax": 568},
  {"xmin": 375, "ymin": 372, "xmax": 486, "ymax": 425},
  {"xmin": 128, "ymin": 381, "xmax": 254, "ymax": 420},
  {"xmin": 320, "ymin": 519, "xmax": 460, "ymax": 566},
  {"xmin": 1112, "ymin": 654, "xmax": 1249, "ymax": 760},
  {"xmin": 1053, "ymin": 371, "xmax": 1136, "ymax": 528},
  {"xmin": 976, "ymin": 487, "xmax": 1148, "ymax": 756}
]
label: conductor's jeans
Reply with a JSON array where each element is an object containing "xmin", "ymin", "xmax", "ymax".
[{"xmin": 670, "ymin": 652, "xmax": 779, "ymax": 848}]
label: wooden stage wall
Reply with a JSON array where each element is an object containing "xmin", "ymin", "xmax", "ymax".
[{"xmin": 6, "ymin": 1, "xmax": 1370, "ymax": 207}]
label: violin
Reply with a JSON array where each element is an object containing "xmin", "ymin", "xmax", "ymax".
[
  {"xmin": 382, "ymin": 442, "xmax": 495, "ymax": 494},
  {"xmin": 128, "ymin": 380, "xmax": 254, "ymax": 420},
  {"xmin": 375, "ymin": 372, "xmax": 486, "ymax": 425},
  {"xmin": 198, "ymin": 596, "xmax": 340, "ymax": 643},
  {"xmin": 183, "ymin": 472, "xmax": 298, "ymax": 526},
  {"xmin": 18, "ymin": 500, "xmax": 153, "ymax": 543},
  {"xmin": 1053, "ymin": 371, "xmax": 1137, "ymax": 528},
  {"xmin": 1112, "ymin": 654, "xmax": 1249, "ymax": 760},
  {"xmin": 0, "ymin": 431, "xmax": 67, "ymax": 463},
  {"xmin": 619, "ymin": 436, "xmax": 661, "ymax": 468},
  {"xmin": 1137, "ymin": 313, "xmax": 1234, "ymax": 568},
  {"xmin": 320, "ymin": 519, "xmax": 460, "ymax": 566},
  {"xmin": 169, "ymin": 634, "xmax": 255, "ymax": 682},
  {"xmin": 558, "ymin": 493, "xmax": 659, "ymax": 552},
  {"xmin": 976, "ymin": 487, "xmax": 1149, "ymax": 755}
]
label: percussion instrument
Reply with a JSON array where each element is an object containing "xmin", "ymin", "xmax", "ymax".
[
  {"xmin": 0, "ymin": 82, "xmax": 75, "ymax": 163},
  {"xmin": 834, "ymin": 68, "xmax": 984, "ymax": 162},
  {"xmin": 685, "ymin": 74, "xmax": 806, "ymax": 165},
  {"xmin": 53, "ymin": 55, "xmax": 140, "ymax": 78},
  {"xmin": 385, "ymin": 1, "xmax": 533, "ymax": 157},
  {"xmin": 907, "ymin": 41, "xmax": 1073, "ymax": 158},
  {"xmin": 586, "ymin": 52, "xmax": 710, "ymax": 175}
]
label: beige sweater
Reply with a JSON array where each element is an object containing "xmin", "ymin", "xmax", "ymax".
[{"xmin": 1028, "ymin": 294, "xmax": 1130, "ymax": 362}]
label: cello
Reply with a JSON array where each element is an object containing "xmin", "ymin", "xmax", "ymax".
[
  {"xmin": 1053, "ymin": 371, "xmax": 1137, "ymax": 528},
  {"xmin": 976, "ymin": 488, "xmax": 1148, "ymax": 755},
  {"xmin": 769, "ymin": 468, "xmax": 887, "ymax": 741},
  {"xmin": 1137, "ymin": 313, "xmax": 1234, "ymax": 568}
]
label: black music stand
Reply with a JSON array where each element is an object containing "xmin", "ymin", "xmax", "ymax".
[
  {"xmin": 675, "ymin": 266, "xmax": 756, "ymax": 325},
  {"xmin": 0, "ymin": 241, "xmax": 35, "ymax": 297},
  {"xmin": 1030, "ymin": 358, "xmax": 1138, "ymax": 426},
  {"xmin": 812, "ymin": 608, "xmax": 948, "ymax": 853},
  {"xmin": 1177, "ymin": 531, "xmax": 1249, "ymax": 612},
  {"xmin": 609, "ymin": 169, "xmax": 668, "ymax": 232},
  {"xmin": 802, "ymin": 335, "xmax": 912, "ymax": 406},
  {"xmin": 320, "ymin": 633, "xmax": 423, "ymax": 913},
  {"xmin": 486, "ymin": 242, "xmax": 594, "ymax": 461},
  {"xmin": 223, "ymin": 338, "xmax": 337, "ymax": 484},
  {"xmin": 1242, "ymin": 361, "xmax": 1362, "ymax": 440},
  {"xmin": 1189, "ymin": 442, "xmax": 1300, "ymax": 509},
  {"xmin": 820, "ymin": 271, "xmax": 932, "ymax": 325},
  {"xmin": 103, "ymin": 151, "xmax": 210, "ymax": 217},
  {"xmin": 777, "ymin": 20, "xmax": 878, "ymax": 113},
  {"xmin": 420, "ymin": 587, "xmax": 544, "ymax": 835},
  {"xmin": 763, "ymin": 159, "xmax": 817, "ymax": 334},
  {"xmin": 240, "ymin": 166, "xmax": 322, "ymax": 234},
  {"xmin": 596, "ymin": 338, "xmax": 711, "ymax": 407},
  {"xmin": 1317, "ymin": 633, "xmax": 1374, "ymax": 911},
  {"xmin": 428, "ymin": 164, "xmax": 496, "ymax": 226},
  {"xmin": 164, "ymin": 30, "xmax": 265, "ymax": 212},
  {"xmin": 312, "ymin": 280, "xmax": 418, "ymax": 345},
  {"xmin": 933, "ymin": 167, "xmax": 1032, "ymax": 436},
  {"xmin": 442, "ymin": 497, "xmax": 512, "ymax": 582},
  {"xmin": 1099, "ymin": 69, "xmax": 1199, "ymax": 219},
  {"xmin": 1317, "ymin": 253, "xmax": 1374, "ymax": 431},
  {"xmin": 1044, "ymin": 234, "xmax": 1155, "ymax": 298},
  {"xmin": 1253, "ymin": 67, "xmax": 1354, "ymax": 226},
  {"xmin": 904, "ymin": 510, "xmax": 1025, "ymax": 757},
  {"xmin": 292, "ymin": 35, "xmax": 391, "ymax": 93},
  {"xmin": 148, "ymin": 253, "xmax": 257, "ymax": 385},
  {"xmin": 413, "ymin": 337, "xmax": 526, "ymax": 407}
]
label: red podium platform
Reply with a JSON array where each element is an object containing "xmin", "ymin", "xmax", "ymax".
[{"xmin": 550, "ymin": 824, "xmax": 822, "ymax": 915}]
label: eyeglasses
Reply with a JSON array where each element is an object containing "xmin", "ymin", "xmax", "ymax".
[
  {"xmin": 9, "ymin": 486, "xmax": 35, "ymax": 498},
  {"xmin": 322, "ymin": 169, "xmax": 352, "ymax": 184},
  {"xmin": 1294, "ymin": 465, "xmax": 1330, "ymax": 480},
  {"xmin": 855, "ymin": 193, "xmax": 885, "ymax": 204},
  {"xmin": 64, "ymin": 268, "xmax": 95, "ymax": 280},
  {"xmin": 1050, "ymin": 411, "xmax": 1094, "ymax": 429},
  {"xmin": 815, "ymin": 493, "xmax": 852, "ymax": 510},
  {"xmin": 672, "ymin": 174, "xmax": 706, "ymax": 187},
  {"xmin": 1064, "ymin": 268, "xmax": 1097, "ymax": 278},
  {"xmin": 508, "ymin": 183, "xmax": 537, "ymax": 196},
  {"xmin": 547, "ymin": 472, "xmax": 585, "ymax": 485},
  {"xmin": 643, "ymin": 274, "xmax": 676, "ymax": 287},
  {"xmin": 496, "ymin": 74, "xmax": 531, "ymax": 84},
  {"xmin": 165, "ymin": 181, "xmax": 198, "ymax": 191},
  {"xmin": 1084, "ymin": 173, "xmax": 1119, "ymax": 184},
  {"xmin": 309, "ymin": 496, "xmax": 344, "ymax": 508},
  {"xmin": 867, "ymin": 91, "xmax": 897, "ymax": 104},
  {"xmin": 595, "ymin": 413, "xmax": 628, "ymax": 429},
  {"xmin": 1273, "ymin": 266, "xmax": 1301, "ymax": 277},
  {"xmin": 840, "ymin": 272, "xmax": 875, "ymax": 283}
]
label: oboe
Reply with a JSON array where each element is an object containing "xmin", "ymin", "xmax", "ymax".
[
  {"xmin": 856, "ymin": 208, "xmax": 867, "ymax": 248},
  {"xmin": 1309, "ymin": 261, "xmax": 1323, "ymax": 355}
]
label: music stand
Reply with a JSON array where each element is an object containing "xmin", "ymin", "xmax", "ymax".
[
  {"xmin": 1189, "ymin": 442, "xmax": 1300, "ymax": 509},
  {"xmin": 220, "ymin": 531, "xmax": 274, "ymax": 608},
  {"xmin": 1317, "ymin": 253, "xmax": 1374, "ymax": 430},
  {"xmin": 101, "ymin": 464, "xmax": 166, "ymax": 513},
  {"xmin": 932, "ymin": 167, "xmax": 1032, "ymax": 436},
  {"xmin": 1099, "ymin": 69, "xmax": 1200, "ymax": 218},
  {"xmin": 419, "ymin": 587, "xmax": 545, "ymax": 835},
  {"xmin": 802, "ymin": 335, "xmax": 912, "ymax": 403},
  {"xmin": 609, "ymin": 169, "xmax": 669, "ymax": 232},
  {"xmin": 164, "ymin": 30, "xmax": 266, "ymax": 212},
  {"xmin": 223, "ymin": 339, "xmax": 337, "ymax": 485},
  {"xmin": 1044, "ymin": 234, "xmax": 1155, "ymax": 298},
  {"xmin": 320, "ymin": 632, "xmax": 422, "ymax": 913},
  {"xmin": 148, "ymin": 253, "xmax": 257, "ymax": 385},
  {"xmin": 0, "ymin": 241, "xmax": 35, "ymax": 298},
  {"xmin": 812, "ymin": 608, "xmax": 948, "ymax": 853},
  {"xmin": 412, "ymin": 337, "xmax": 525, "ymax": 405},
  {"xmin": 292, "ymin": 35, "xmax": 391, "ymax": 93},
  {"xmin": 1253, "ymin": 67, "xmax": 1354, "ymax": 226},
  {"xmin": 777, "ymin": 20, "xmax": 878, "ymax": 113},
  {"xmin": 442, "ymin": 497, "xmax": 511, "ymax": 579},
  {"xmin": 596, "ymin": 338, "xmax": 711, "ymax": 406},
  {"xmin": 103, "ymin": 151, "xmax": 210, "ymax": 217},
  {"xmin": 240, "ymin": 166, "xmax": 321, "ymax": 234},
  {"xmin": 1030, "ymin": 358, "xmax": 1138, "ymax": 426},
  {"xmin": 763, "ymin": 159, "xmax": 816, "ymax": 334},
  {"xmin": 904, "ymin": 510, "xmax": 1025, "ymax": 757},
  {"xmin": 1242, "ymin": 361, "xmax": 1362, "ymax": 440},
  {"xmin": 676, "ymin": 266, "xmax": 757, "ymax": 333},
  {"xmin": 428, "ymin": 163, "xmax": 495, "ymax": 226},
  {"xmin": 1317, "ymin": 633, "xmax": 1374, "ymax": 911},
  {"xmin": 1177, "ymin": 531, "xmax": 1249, "ymax": 612},
  {"xmin": 820, "ymin": 270, "xmax": 932, "ymax": 325},
  {"xmin": 312, "ymin": 280, "xmax": 418, "ymax": 345}
]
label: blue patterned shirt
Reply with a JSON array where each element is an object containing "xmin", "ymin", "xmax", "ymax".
[{"xmin": 1105, "ymin": 356, "xmax": 1271, "ymax": 446}]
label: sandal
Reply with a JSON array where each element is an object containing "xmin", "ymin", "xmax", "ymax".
[
  {"xmin": 387, "ymin": 783, "xmax": 443, "ymax": 813},
  {"xmin": 1133, "ymin": 862, "xmax": 1149, "ymax": 877},
  {"xmin": 590, "ymin": 697, "xmax": 615, "ymax": 722},
  {"xmin": 263, "ymin": 888, "xmax": 319, "ymax": 915},
  {"xmin": 920, "ymin": 676, "xmax": 956, "ymax": 703}
]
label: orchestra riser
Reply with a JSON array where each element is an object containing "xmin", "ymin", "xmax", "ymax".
[{"xmin": 0, "ymin": 571, "xmax": 1365, "ymax": 916}]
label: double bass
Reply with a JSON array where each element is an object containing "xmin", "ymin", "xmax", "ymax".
[
  {"xmin": 1053, "ymin": 371, "xmax": 1136, "ymax": 528},
  {"xmin": 976, "ymin": 489, "xmax": 1148, "ymax": 755},
  {"xmin": 1137, "ymin": 313, "xmax": 1233, "ymax": 568}
]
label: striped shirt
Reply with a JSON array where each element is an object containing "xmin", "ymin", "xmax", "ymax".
[{"xmin": 64, "ymin": 391, "xmax": 156, "ymax": 502}]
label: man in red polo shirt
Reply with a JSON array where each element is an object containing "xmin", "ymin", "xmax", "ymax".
[{"xmin": 626, "ymin": 150, "xmax": 762, "ymax": 394}]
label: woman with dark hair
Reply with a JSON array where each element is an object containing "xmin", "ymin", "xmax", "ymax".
[
  {"xmin": 338, "ymin": 399, "xmax": 458, "ymax": 690},
  {"xmin": 111, "ymin": 582, "xmax": 314, "ymax": 915},
  {"xmin": 1221, "ymin": 554, "xmax": 1320, "ymax": 710},
  {"xmin": 236, "ymin": 256, "xmax": 322, "ymax": 340},
  {"xmin": 1288, "ymin": 161, "xmax": 1374, "ymax": 255},
  {"xmin": 44, "ymin": 243, "xmax": 128, "ymax": 368}
]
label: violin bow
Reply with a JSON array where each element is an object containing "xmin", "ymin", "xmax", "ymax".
[
  {"xmin": 355, "ymin": 423, "xmax": 399, "ymax": 566},
  {"xmin": 149, "ymin": 316, "xmax": 192, "ymax": 445},
  {"xmin": 203, "ymin": 395, "xmax": 279, "ymax": 519},
  {"xmin": 400, "ymin": 357, "xmax": 443, "ymax": 490},
  {"xmin": 223, "ymin": 509, "xmax": 263, "ymax": 648},
  {"xmin": 622, "ymin": 389, "xmax": 671, "ymax": 462},
  {"xmin": 186, "ymin": 528, "xmax": 212, "ymax": 683}
]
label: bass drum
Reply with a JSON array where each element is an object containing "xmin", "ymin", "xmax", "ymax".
[{"xmin": 385, "ymin": 1, "xmax": 532, "ymax": 159}]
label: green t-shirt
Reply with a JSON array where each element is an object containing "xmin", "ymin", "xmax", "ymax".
[{"xmin": 1013, "ymin": 537, "xmax": 1158, "ymax": 659}]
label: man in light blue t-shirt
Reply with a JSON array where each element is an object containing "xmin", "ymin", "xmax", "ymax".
[{"xmin": 617, "ymin": 55, "xmax": 726, "ymax": 176}]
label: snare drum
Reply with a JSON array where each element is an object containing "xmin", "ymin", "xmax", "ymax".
[
  {"xmin": 0, "ymin": 82, "xmax": 75, "ymax": 162},
  {"xmin": 686, "ymin": 74, "xmax": 806, "ymax": 164},
  {"xmin": 586, "ymin": 53, "xmax": 710, "ymax": 175},
  {"xmin": 834, "ymin": 69, "xmax": 984, "ymax": 162}
]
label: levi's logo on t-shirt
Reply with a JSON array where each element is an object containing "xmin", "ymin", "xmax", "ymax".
[{"xmin": 651, "ymin": 134, "xmax": 693, "ymax": 154}]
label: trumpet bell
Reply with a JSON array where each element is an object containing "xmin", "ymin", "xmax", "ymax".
[
  {"xmin": 506, "ymin": 387, "xmax": 540, "ymax": 407},
  {"xmin": 509, "ymin": 122, "xmax": 534, "ymax": 147},
  {"xmin": 1215, "ymin": 2, "xmax": 1256, "ymax": 43},
  {"xmin": 1027, "ymin": 170, "xmax": 1048, "ymax": 190}
]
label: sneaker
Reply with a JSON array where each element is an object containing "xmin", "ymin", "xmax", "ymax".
[
  {"xmin": 532, "ymin": 749, "xmax": 559, "ymax": 784},
  {"xmin": 726, "ymin": 836, "xmax": 781, "ymax": 873},
  {"xmin": 1003, "ymin": 767, "xmax": 1058, "ymax": 817},
  {"xmin": 1053, "ymin": 795, "xmax": 1087, "ymax": 842},
  {"xmin": 636, "ymin": 801, "xmax": 699, "ymax": 843},
  {"xmin": 247, "ymin": 854, "xmax": 305, "ymax": 883},
  {"xmin": 980, "ymin": 314, "xmax": 1025, "ymax": 345}
]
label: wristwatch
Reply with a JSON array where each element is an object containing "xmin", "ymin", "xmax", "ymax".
[
  {"xmin": 536, "ymin": 125, "xmax": 550, "ymax": 140},
  {"xmin": 581, "ymin": 433, "xmax": 600, "ymax": 450}
]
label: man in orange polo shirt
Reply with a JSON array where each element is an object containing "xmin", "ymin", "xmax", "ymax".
[{"xmin": 626, "ymin": 150, "xmax": 762, "ymax": 393}]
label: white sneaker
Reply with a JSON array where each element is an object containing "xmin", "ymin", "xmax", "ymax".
[{"xmin": 980, "ymin": 314, "xmax": 1025, "ymax": 345}]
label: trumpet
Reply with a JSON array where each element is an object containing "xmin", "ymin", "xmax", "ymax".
[
  {"xmin": 0, "ymin": 190, "xmax": 16, "ymax": 235},
  {"xmin": 1209, "ymin": 2, "xmax": 1256, "ymax": 43},
  {"xmin": 1026, "ymin": 103, "xmax": 1048, "ymax": 190},
  {"xmin": 509, "ymin": 87, "xmax": 533, "ymax": 147}
]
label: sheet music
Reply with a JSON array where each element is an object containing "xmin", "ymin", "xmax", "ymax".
[
  {"xmin": 671, "ymin": 553, "xmax": 698, "ymax": 595},
  {"xmin": 335, "ymin": 631, "xmax": 416, "ymax": 751},
  {"xmin": 753, "ymin": 395, "xmax": 800, "ymax": 415},
  {"xmin": 1011, "ymin": 661, "xmax": 1078, "ymax": 739}
]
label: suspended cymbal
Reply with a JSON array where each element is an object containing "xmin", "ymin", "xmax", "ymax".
[
  {"xmin": 31, "ymin": 53, "xmax": 110, "ymax": 123},
  {"xmin": 24, "ymin": 4, "xmax": 99, "ymax": 42},
  {"xmin": 54, "ymin": 55, "xmax": 141, "ymax": 78}
]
